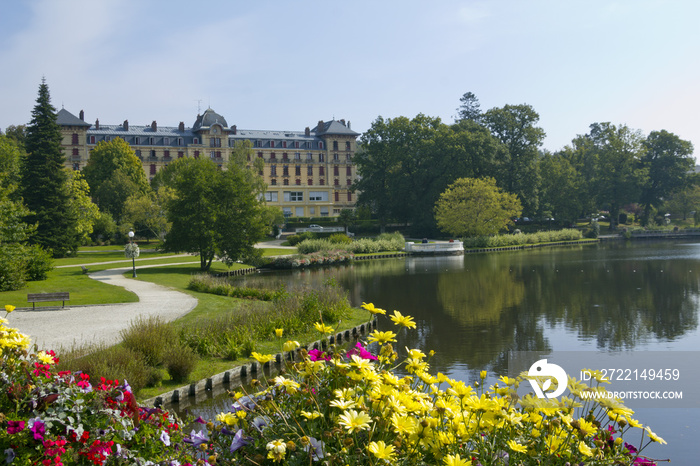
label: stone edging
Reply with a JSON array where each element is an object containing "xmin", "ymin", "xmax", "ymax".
[
  {"xmin": 141, "ymin": 318, "xmax": 378, "ymax": 410},
  {"xmin": 463, "ymin": 239, "xmax": 598, "ymax": 253}
]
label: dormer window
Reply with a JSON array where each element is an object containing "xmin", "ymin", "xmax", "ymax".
[
  {"xmin": 319, "ymin": 142, "xmax": 324, "ymax": 150},
  {"xmin": 295, "ymin": 141, "xmax": 300, "ymax": 149},
  {"xmin": 282, "ymin": 141, "xmax": 287, "ymax": 148},
  {"xmin": 193, "ymin": 137, "xmax": 199, "ymax": 145}
]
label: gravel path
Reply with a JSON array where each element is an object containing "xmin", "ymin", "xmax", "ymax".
[{"xmin": 9, "ymin": 266, "xmax": 197, "ymax": 352}]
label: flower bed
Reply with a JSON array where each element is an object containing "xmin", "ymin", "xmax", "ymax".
[
  {"xmin": 268, "ymin": 249, "xmax": 355, "ymax": 269},
  {"xmin": 1, "ymin": 303, "xmax": 665, "ymax": 465}
]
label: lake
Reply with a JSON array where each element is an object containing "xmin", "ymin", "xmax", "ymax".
[{"xmin": 191, "ymin": 240, "xmax": 700, "ymax": 463}]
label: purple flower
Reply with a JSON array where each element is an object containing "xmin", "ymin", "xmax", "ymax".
[
  {"xmin": 4, "ymin": 448, "xmax": 16, "ymax": 464},
  {"xmin": 184, "ymin": 429, "xmax": 209, "ymax": 447},
  {"xmin": 6, "ymin": 420, "xmax": 25, "ymax": 435},
  {"xmin": 229, "ymin": 429, "xmax": 251, "ymax": 453},
  {"xmin": 194, "ymin": 416, "xmax": 207, "ymax": 424},
  {"xmin": 28, "ymin": 417, "xmax": 45, "ymax": 441},
  {"xmin": 251, "ymin": 416, "xmax": 270, "ymax": 432},
  {"xmin": 303, "ymin": 437, "xmax": 326, "ymax": 461},
  {"xmin": 160, "ymin": 430, "xmax": 171, "ymax": 446}
]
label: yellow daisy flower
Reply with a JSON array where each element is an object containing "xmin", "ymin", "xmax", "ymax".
[
  {"xmin": 338, "ymin": 409, "xmax": 372, "ymax": 433},
  {"xmin": 361, "ymin": 302, "xmax": 386, "ymax": 315},
  {"xmin": 367, "ymin": 441, "xmax": 396, "ymax": 461}
]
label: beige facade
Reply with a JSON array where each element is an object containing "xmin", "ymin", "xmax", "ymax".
[{"xmin": 57, "ymin": 108, "xmax": 359, "ymax": 218}]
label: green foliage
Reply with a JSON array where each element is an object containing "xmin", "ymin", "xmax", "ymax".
[
  {"xmin": 296, "ymin": 232, "xmax": 405, "ymax": 254},
  {"xmin": 122, "ymin": 186, "xmax": 172, "ymax": 241},
  {"xmin": 82, "ymin": 137, "xmax": 150, "ymax": 221},
  {"xmin": 24, "ymin": 244, "xmax": 53, "ymax": 281},
  {"xmin": 21, "ymin": 80, "xmax": 80, "ymax": 257},
  {"xmin": 90, "ymin": 211, "xmax": 118, "ymax": 243},
  {"xmin": 286, "ymin": 231, "xmax": 316, "ymax": 246},
  {"xmin": 329, "ymin": 233, "xmax": 353, "ymax": 244},
  {"xmin": 160, "ymin": 155, "xmax": 269, "ymax": 271},
  {"xmin": 65, "ymin": 170, "xmax": 100, "ymax": 245},
  {"xmin": 462, "ymin": 228, "xmax": 583, "ymax": 248},
  {"xmin": 188, "ymin": 274, "xmax": 283, "ymax": 300},
  {"xmin": 0, "ymin": 245, "xmax": 26, "ymax": 291},
  {"xmin": 119, "ymin": 315, "xmax": 177, "ymax": 366},
  {"xmin": 435, "ymin": 177, "xmax": 522, "ymax": 237},
  {"xmin": 163, "ymin": 343, "xmax": 198, "ymax": 383}
]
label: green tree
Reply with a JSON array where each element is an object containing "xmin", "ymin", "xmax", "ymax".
[
  {"xmin": 161, "ymin": 150, "xmax": 269, "ymax": 271},
  {"xmin": 337, "ymin": 208, "xmax": 356, "ymax": 234},
  {"xmin": 664, "ymin": 182, "xmax": 700, "ymax": 221},
  {"xmin": 3, "ymin": 125, "xmax": 27, "ymax": 148},
  {"xmin": 482, "ymin": 104, "xmax": 545, "ymax": 215},
  {"xmin": 435, "ymin": 177, "xmax": 522, "ymax": 237},
  {"xmin": 640, "ymin": 130, "xmax": 694, "ymax": 225},
  {"xmin": 21, "ymin": 79, "xmax": 79, "ymax": 257},
  {"xmin": 65, "ymin": 170, "xmax": 100, "ymax": 245},
  {"xmin": 0, "ymin": 136, "xmax": 53, "ymax": 290},
  {"xmin": 455, "ymin": 91, "xmax": 482, "ymax": 122},
  {"xmin": 585, "ymin": 123, "xmax": 647, "ymax": 229},
  {"xmin": 83, "ymin": 137, "xmax": 150, "ymax": 221},
  {"xmin": 122, "ymin": 187, "xmax": 173, "ymax": 242},
  {"xmin": 538, "ymin": 150, "xmax": 584, "ymax": 224}
]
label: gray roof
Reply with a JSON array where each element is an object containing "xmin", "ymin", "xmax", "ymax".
[
  {"xmin": 315, "ymin": 120, "xmax": 359, "ymax": 136},
  {"xmin": 57, "ymin": 109, "xmax": 91, "ymax": 127},
  {"xmin": 88, "ymin": 125, "xmax": 193, "ymax": 137},
  {"xmin": 192, "ymin": 108, "xmax": 228, "ymax": 131}
]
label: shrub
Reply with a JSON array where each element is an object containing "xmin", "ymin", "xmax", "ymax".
[
  {"xmin": 119, "ymin": 315, "xmax": 177, "ymax": 366},
  {"xmin": 329, "ymin": 233, "xmax": 353, "ymax": 244},
  {"xmin": 163, "ymin": 343, "xmax": 198, "ymax": 382},
  {"xmin": 463, "ymin": 228, "xmax": 583, "ymax": 248},
  {"xmin": 0, "ymin": 244, "xmax": 26, "ymax": 291},
  {"xmin": 24, "ymin": 244, "xmax": 53, "ymax": 281}
]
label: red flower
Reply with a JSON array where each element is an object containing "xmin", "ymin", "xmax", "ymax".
[{"xmin": 7, "ymin": 420, "xmax": 25, "ymax": 434}]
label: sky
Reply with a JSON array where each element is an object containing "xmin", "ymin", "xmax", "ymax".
[{"xmin": 1, "ymin": 0, "xmax": 699, "ymax": 157}]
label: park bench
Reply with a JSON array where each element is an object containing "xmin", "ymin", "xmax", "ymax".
[
  {"xmin": 27, "ymin": 292, "xmax": 70, "ymax": 309},
  {"xmin": 81, "ymin": 266, "xmax": 89, "ymax": 274}
]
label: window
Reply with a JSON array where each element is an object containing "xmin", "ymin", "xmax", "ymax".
[
  {"xmin": 319, "ymin": 142, "xmax": 324, "ymax": 150},
  {"xmin": 89, "ymin": 135, "xmax": 95, "ymax": 144},
  {"xmin": 194, "ymin": 151, "xmax": 200, "ymax": 158},
  {"xmin": 334, "ymin": 179, "xmax": 339, "ymax": 186},
  {"xmin": 135, "ymin": 149, "xmax": 142, "ymax": 158},
  {"xmin": 164, "ymin": 137, "xmax": 170, "ymax": 145},
  {"xmin": 309, "ymin": 207, "xmax": 316, "ymax": 216},
  {"xmin": 178, "ymin": 137, "xmax": 183, "ymax": 146},
  {"xmin": 307, "ymin": 166, "xmax": 313, "ymax": 176},
  {"xmin": 210, "ymin": 137, "xmax": 221, "ymax": 147},
  {"xmin": 210, "ymin": 151, "xmax": 216, "ymax": 159},
  {"xmin": 258, "ymin": 152, "xmax": 263, "ymax": 158},
  {"xmin": 271, "ymin": 165, "xmax": 277, "ymax": 176},
  {"xmin": 150, "ymin": 164, "xmax": 156, "ymax": 175},
  {"xmin": 319, "ymin": 153, "xmax": 324, "ymax": 162},
  {"xmin": 72, "ymin": 133, "xmax": 79, "ymax": 145},
  {"xmin": 347, "ymin": 179, "xmax": 352, "ymax": 185},
  {"xmin": 347, "ymin": 192, "xmax": 352, "ymax": 201},
  {"xmin": 271, "ymin": 179, "xmax": 277, "ymax": 185},
  {"xmin": 295, "ymin": 141, "xmax": 300, "ymax": 148},
  {"xmin": 295, "ymin": 207, "xmax": 304, "ymax": 217},
  {"xmin": 269, "ymin": 140, "xmax": 275, "ymax": 148},
  {"xmin": 164, "ymin": 150, "xmax": 170, "ymax": 158},
  {"xmin": 282, "ymin": 207, "xmax": 292, "ymax": 218},
  {"xmin": 135, "ymin": 137, "xmax": 140, "ymax": 145},
  {"xmin": 284, "ymin": 191, "xmax": 304, "ymax": 202},
  {"xmin": 72, "ymin": 162, "xmax": 80, "ymax": 171},
  {"xmin": 150, "ymin": 150, "xmax": 156, "ymax": 158},
  {"xmin": 255, "ymin": 140, "xmax": 262, "ymax": 147},
  {"xmin": 319, "ymin": 166, "xmax": 325, "ymax": 176},
  {"xmin": 334, "ymin": 166, "xmax": 339, "ymax": 176},
  {"xmin": 295, "ymin": 179, "xmax": 301, "ymax": 185},
  {"xmin": 270, "ymin": 152, "xmax": 276, "ymax": 160},
  {"xmin": 178, "ymin": 151, "xmax": 184, "ymax": 158},
  {"xmin": 295, "ymin": 165, "xmax": 301, "ymax": 176},
  {"xmin": 307, "ymin": 152, "xmax": 313, "ymax": 161},
  {"xmin": 346, "ymin": 166, "xmax": 352, "ymax": 176},
  {"xmin": 320, "ymin": 179, "xmax": 325, "ymax": 185},
  {"xmin": 193, "ymin": 137, "xmax": 199, "ymax": 145},
  {"xmin": 282, "ymin": 141, "xmax": 287, "ymax": 148},
  {"xmin": 321, "ymin": 207, "xmax": 329, "ymax": 217},
  {"xmin": 105, "ymin": 136, "xmax": 111, "ymax": 142},
  {"xmin": 72, "ymin": 148, "xmax": 79, "ymax": 157},
  {"xmin": 283, "ymin": 165, "xmax": 289, "ymax": 176},
  {"xmin": 264, "ymin": 192, "xmax": 278, "ymax": 202},
  {"xmin": 294, "ymin": 152, "xmax": 301, "ymax": 160},
  {"xmin": 216, "ymin": 151, "xmax": 221, "ymax": 158},
  {"xmin": 308, "ymin": 178, "xmax": 313, "ymax": 185},
  {"xmin": 333, "ymin": 153, "xmax": 339, "ymax": 161},
  {"xmin": 283, "ymin": 179, "xmax": 289, "ymax": 185},
  {"xmin": 150, "ymin": 137, "xmax": 155, "ymax": 145},
  {"xmin": 335, "ymin": 192, "xmax": 339, "ymax": 201},
  {"xmin": 282, "ymin": 152, "xmax": 288, "ymax": 160},
  {"xmin": 333, "ymin": 141, "xmax": 338, "ymax": 150},
  {"xmin": 346, "ymin": 141, "xmax": 351, "ymax": 150},
  {"xmin": 309, "ymin": 191, "xmax": 328, "ymax": 201},
  {"xmin": 346, "ymin": 154, "xmax": 352, "ymax": 162}
]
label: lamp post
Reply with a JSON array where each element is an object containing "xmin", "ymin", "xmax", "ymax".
[{"xmin": 127, "ymin": 229, "xmax": 137, "ymax": 278}]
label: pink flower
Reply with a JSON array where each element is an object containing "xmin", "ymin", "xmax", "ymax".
[
  {"xmin": 308, "ymin": 349, "xmax": 331, "ymax": 361},
  {"xmin": 346, "ymin": 342, "xmax": 377, "ymax": 361},
  {"xmin": 7, "ymin": 420, "xmax": 25, "ymax": 434}
]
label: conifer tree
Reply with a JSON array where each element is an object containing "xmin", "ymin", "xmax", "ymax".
[{"xmin": 21, "ymin": 79, "xmax": 79, "ymax": 257}]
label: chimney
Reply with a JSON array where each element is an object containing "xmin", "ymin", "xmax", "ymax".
[
  {"xmin": 232, "ymin": 125, "xmax": 237, "ymax": 135},
  {"xmin": 151, "ymin": 120, "xmax": 157, "ymax": 132},
  {"xmin": 340, "ymin": 119, "xmax": 346, "ymax": 126},
  {"xmin": 305, "ymin": 126, "xmax": 310, "ymax": 137},
  {"xmin": 79, "ymin": 110, "xmax": 84, "ymax": 121},
  {"xmin": 178, "ymin": 121, "xmax": 185, "ymax": 132},
  {"xmin": 95, "ymin": 118, "xmax": 100, "ymax": 130},
  {"xmin": 123, "ymin": 120, "xmax": 129, "ymax": 131},
  {"xmin": 317, "ymin": 120, "xmax": 324, "ymax": 132},
  {"xmin": 347, "ymin": 121, "xmax": 351, "ymax": 129}
]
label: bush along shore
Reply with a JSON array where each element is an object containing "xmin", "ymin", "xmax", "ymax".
[{"xmin": 1, "ymin": 303, "xmax": 667, "ymax": 465}]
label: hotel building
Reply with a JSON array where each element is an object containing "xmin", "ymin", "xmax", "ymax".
[{"xmin": 57, "ymin": 107, "xmax": 359, "ymax": 218}]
